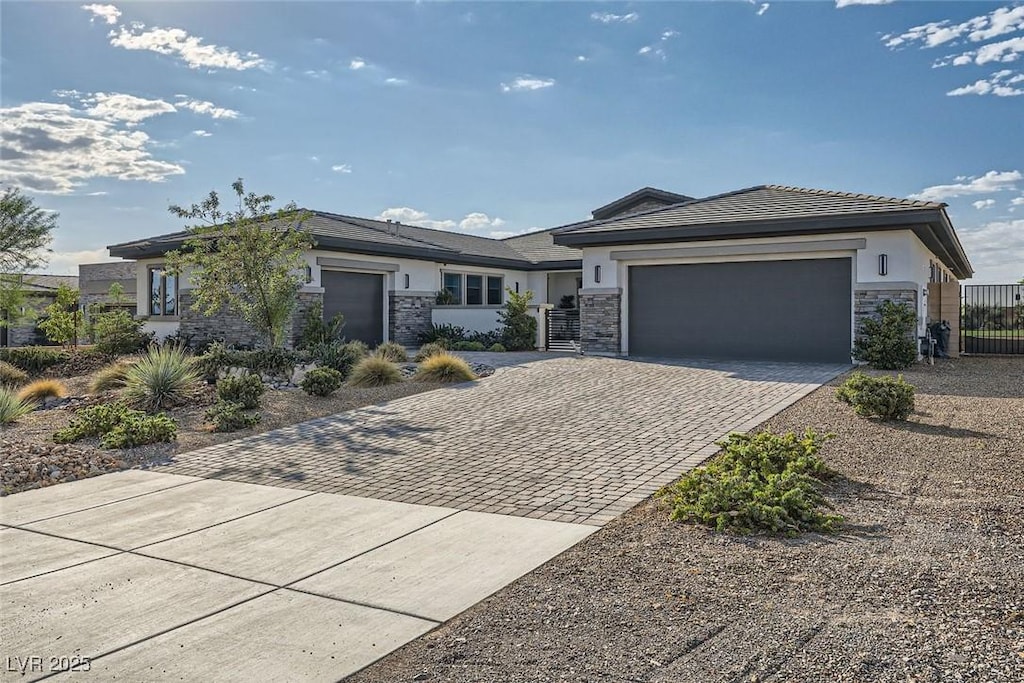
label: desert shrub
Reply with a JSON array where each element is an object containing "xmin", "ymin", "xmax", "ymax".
[
  {"xmin": 89, "ymin": 361, "xmax": 134, "ymax": 393},
  {"xmin": 216, "ymin": 374, "xmax": 265, "ymax": 409},
  {"xmin": 835, "ymin": 372, "xmax": 915, "ymax": 420},
  {"xmin": 205, "ymin": 401, "xmax": 261, "ymax": 432},
  {"xmin": 488, "ymin": 343, "xmax": 507, "ymax": 353},
  {"xmin": 853, "ymin": 300, "xmax": 918, "ymax": 370},
  {"xmin": 17, "ymin": 379, "xmax": 67, "ymax": 403},
  {"xmin": 0, "ymin": 387, "xmax": 34, "ymax": 424},
  {"xmin": 308, "ymin": 340, "xmax": 367, "ymax": 378},
  {"xmin": 123, "ymin": 345, "xmax": 200, "ymax": 412},
  {"xmin": 54, "ymin": 402, "xmax": 136, "ymax": 443},
  {"xmin": 451, "ymin": 341, "xmax": 486, "ymax": 352},
  {"xmin": 415, "ymin": 353, "xmax": 477, "ymax": 383},
  {"xmin": 300, "ymin": 366, "xmax": 344, "ymax": 397},
  {"xmin": 374, "ymin": 341, "xmax": 409, "ymax": 363},
  {"xmin": 297, "ymin": 301, "xmax": 345, "ymax": 349},
  {"xmin": 100, "ymin": 412, "xmax": 177, "ymax": 449},
  {"xmin": 660, "ymin": 429, "xmax": 841, "ymax": 536},
  {"xmin": 194, "ymin": 342, "xmax": 300, "ymax": 383},
  {"xmin": 414, "ymin": 342, "xmax": 447, "ymax": 362},
  {"xmin": 465, "ymin": 330, "xmax": 502, "ymax": 347},
  {"xmin": 0, "ymin": 346, "xmax": 68, "ymax": 374},
  {"xmin": 37, "ymin": 284, "xmax": 81, "ymax": 347},
  {"xmin": 348, "ymin": 356, "xmax": 403, "ymax": 387},
  {"xmin": 418, "ymin": 323, "xmax": 467, "ymax": 346},
  {"xmin": 0, "ymin": 361, "xmax": 29, "ymax": 387},
  {"xmin": 498, "ymin": 288, "xmax": 537, "ymax": 351},
  {"xmin": 344, "ymin": 339, "xmax": 369, "ymax": 358},
  {"xmin": 92, "ymin": 308, "xmax": 152, "ymax": 356}
]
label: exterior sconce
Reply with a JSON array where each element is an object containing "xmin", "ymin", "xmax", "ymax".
[
  {"xmin": 404, "ymin": 273, "xmax": 410, "ymax": 289},
  {"xmin": 515, "ymin": 282, "xmax": 520, "ymax": 293},
  {"xmin": 878, "ymin": 254, "xmax": 888, "ymax": 276},
  {"xmin": 304, "ymin": 265, "xmax": 313, "ymax": 284},
  {"xmin": 594, "ymin": 264, "xmax": 602, "ymax": 284}
]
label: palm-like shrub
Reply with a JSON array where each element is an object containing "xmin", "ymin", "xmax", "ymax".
[
  {"xmin": 348, "ymin": 356, "xmax": 403, "ymax": 387},
  {"xmin": 123, "ymin": 345, "xmax": 200, "ymax": 412},
  {"xmin": 89, "ymin": 361, "xmax": 134, "ymax": 393},
  {"xmin": 0, "ymin": 387, "xmax": 34, "ymax": 424},
  {"xmin": 415, "ymin": 353, "xmax": 477, "ymax": 383},
  {"xmin": 373, "ymin": 341, "xmax": 408, "ymax": 363},
  {"xmin": 0, "ymin": 361, "xmax": 28, "ymax": 387},
  {"xmin": 17, "ymin": 379, "xmax": 67, "ymax": 403},
  {"xmin": 414, "ymin": 342, "xmax": 446, "ymax": 362}
]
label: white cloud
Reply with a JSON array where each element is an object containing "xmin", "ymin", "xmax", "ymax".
[
  {"xmin": 109, "ymin": 24, "xmax": 266, "ymax": 71},
  {"xmin": 374, "ymin": 207, "xmax": 507, "ymax": 233},
  {"xmin": 34, "ymin": 249, "xmax": 123, "ymax": 275},
  {"xmin": 501, "ymin": 76, "xmax": 555, "ymax": 92},
  {"xmin": 81, "ymin": 3, "xmax": 120, "ymax": 25},
  {"xmin": 192, "ymin": 129, "xmax": 212, "ymax": 137},
  {"xmin": 305, "ymin": 69, "xmax": 331, "ymax": 80},
  {"xmin": 384, "ymin": 77, "xmax": 408, "ymax": 85},
  {"xmin": 757, "ymin": 4, "xmax": 771, "ymax": 17},
  {"xmin": 331, "ymin": 164, "xmax": 352, "ymax": 173},
  {"xmin": 174, "ymin": 97, "xmax": 240, "ymax": 118},
  {"xmin": 458, "ymin": 213, "xmax": 505, "ymax": 231},
  {"xmin": 973, "ymin": 199, "xmax": 996, "ymax": 210},
  {"xmin": 591, "ymin": 12, "xmax": 639, "ymax": 24},
  {"xmin": 576, "ymin": 55, "xmax": 589, "ymax": 62},
  {"xmin": 836, "ymin": 0, "xmax": 895, "ymax": 8},
  {"xmin": 83, "ymin": 92, "xmax": 176, "ymax": 124},
  {"xmin": 947, "ymin": 70, "xmax": 1024, "ymax": 97},
  {"xmin": 958, "ymin": 218, "xmax": 1024, "ymax": 282},
  {"xmin": 0, "ymin": 100, "xmax": 185, "ymax": 194},
  {"xmin": 909, "ymin": 170, "xmax": 1022, "ymax": 201},
  {"xmin": 349, "ymin": 58, "xmax": 366, "ymax": 70},
  {"xmin": 883, "ymin": 6, "xmax": 1024, "ymax": 49},
  {"xmin": 1011, "ymin": 197, "xmax": 1024, "ymax": 206},
  {"xmin": 937, "ymin": 36, "xmax": 1024, "ymax": 67},
  {"xmin": 661, "ymin": 30, "xmax": 680, "ymax": 40}
]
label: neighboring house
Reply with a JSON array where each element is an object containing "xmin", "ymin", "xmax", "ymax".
[
  {"xmin": 106, "ymin": 185, "xmax": 972, "ymax": 363},
  {"xmin": 79, "ymin": 261, "xmax": 138, "ymax": 320},
  {"xmin": 0, "ymin": 274, "xmax": 79, "ymax": 347}
]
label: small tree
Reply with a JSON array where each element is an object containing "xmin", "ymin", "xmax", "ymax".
[
  {"xmin": 0, "ymin": 187, "xmax": 57, "ymax": 272},
  {"xmin": 853, "ymin": 300, "xmax": 917, "ymax": 370},
  {"xmin": 89, "ymin": 283, "xmax": 151, "ymax": 356},
  {"xmin": 166, "ymin": 180, "xmax": 313, "ymax": 349},
  {"xmin": 0, "ymin": 274, "xmax": 33, "ymax": 330},
  {"xmin": 498, "ymin": 287, "xmax": 537, "ymax": 351},
  {"xmin": 38, "ymin": 283, "xmax": 81, "ymax": 347}
]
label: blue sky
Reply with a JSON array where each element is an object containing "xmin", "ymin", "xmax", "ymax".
[{"xmin": 1, "ymin": 1, "xmax": 1021, "ymax": 283}]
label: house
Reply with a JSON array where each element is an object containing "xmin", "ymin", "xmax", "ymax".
[
  {"xmin": 0, "ymin": 274, "xmax": 79, "ymax": 347},
  {"xmin": 106, "ymin": 185, "xmax": 972, "ymax": 363}
]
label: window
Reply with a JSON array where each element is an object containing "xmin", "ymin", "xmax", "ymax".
[
  {"xmin": 487, "ymin": 276, "xmax": 503, "ymax": 305},
  {"xmin": 466, "ymin": 275, "xmax": 483, "ymax": 305},
  {"xmin": 442, "ymin": 272, "xmax": 463, "ymax": 304},
  {"xmin": 148, "ymin": 267, "xmax": 177, "ymax": 317}
]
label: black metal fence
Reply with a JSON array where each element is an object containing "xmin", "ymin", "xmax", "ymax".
[
  {"xmin": 545, "ymin": 308, "xmax": 580, "ymax": 351},
  {"xmin": 960, "ymin": 284, "xmax": 1024, "ymax": 355}
]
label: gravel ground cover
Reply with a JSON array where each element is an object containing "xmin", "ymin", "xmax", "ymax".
[{"xmin": 350, "ymin": 357, "xmax": 1024, "ymax": 683}]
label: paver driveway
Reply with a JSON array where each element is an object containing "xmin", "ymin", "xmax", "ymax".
[{"xmin": 156, "ymin": 355, "xmax": 848, "ymax": 525}]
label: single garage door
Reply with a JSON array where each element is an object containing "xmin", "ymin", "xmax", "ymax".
[
  {"xmin": 628, "ymin": 258, "xmax": 852, "ymax": 363},
  {"xmin": 321, "ymin": 270, "xmax": 384, "ymax": 346}
]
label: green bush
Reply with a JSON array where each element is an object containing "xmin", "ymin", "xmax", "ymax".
[
  {"xmin": 348, "ymin": 356, "xmax": 403, "ymax": 387},
  {"xmin": 0, "ymin": 387, "xmax": 34, "ymax": 425},
  {"xmin": 0, "ymin": 361, "xmax": 28, "ymax": 387},
  {"xmin": 836, "ymin": 372, "xmax": 915, "ymax": 420},
  {"xmin": 100, "ymin": 412, "xmax": 177, "ymax": 449},
  {"xmin": 89, "ymin": 361, "xmax": 134, "ymax": 393},
  {"xmin": 194, "ymin": 343, "xmax": 300, "ymax": 383},
  {"xmin": 296, "ymin": 301, "xmax": 345, "ymax": 349},
  {"xmin": 418, "ymin": 323, "xmax": 466, "ymax": 346},
  {"xmin": 498, "ymin": 287, "xmax": 537, "ymax": 351},
  {"xmin": 37, "ymin": 284, "xmax": 81, "ymax": 347},
  {"xmin": 414, "ymin": 342, "xmax": 447, "ymax": 362},
  {"xmin": 487, "ymin": 343, "xmax": 507, "ymax": 353},
  {"xmin": 300, "ymin": 367, "xmax": 344, "ymax": 397},
  {"xmin": 853, "ymin": 300, "xmax": 918, "ymax": 370},
  {"xmin": 308, "ymin": 341, "xmax": 367, "ymax": 378},
  {"xmin": 216, "ymin": 374, "xmax": 265, "ymax": 409},
  {"xmin": 0, "ymin": 346, "xmax": 69, "ymax": 374},
  {"xmin": 91, "ymin": 307, "xmax": 152, "ymax": 356},
  {"xmin": 450, "ymin": 341, "xmax": 486, "ymax": 352},
  {"xmin": 123, "ymin": 345, "xmax": 200, "ymax": 412},
  {"xmin": 205, "ymin": 401, "xmax": 261, "ymax": 432},
  {"xmin": 660, "ymin": 429, "xmax": 841, "ymax": 536},
  {"xmin": 415, "ymin": 353, "xmax": 477, "ymax": 383},
  {"xmin": 54, "ymin": 402, "xmax": 132, "ymax": 443},
  {"xmin": 373, "ymin": 341, "xmax": 409, "ymax": 363}
]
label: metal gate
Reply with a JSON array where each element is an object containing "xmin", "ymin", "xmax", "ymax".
[
  {"xmin": 960, "ymin": 284, "xmax": 1024, "ymax": 355},
  {"xmin": 545, "ymin": 308, "xmax": 580, "ymax": 352}
]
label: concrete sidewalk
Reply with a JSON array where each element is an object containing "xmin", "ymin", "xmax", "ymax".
[{"xmin": 1, "ymin": 471, "xmax": 594, "ymax": 681}]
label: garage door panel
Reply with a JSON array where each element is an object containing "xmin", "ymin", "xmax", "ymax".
[
  {"xmin": 628, "ymin": 259, "xmax": 851, "ymax": 363},
  {"xmin": 321, "ymin": 270, "xmax": 384, "ymax": 346}
]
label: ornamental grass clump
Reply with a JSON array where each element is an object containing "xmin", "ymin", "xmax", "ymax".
[
  {"xmin": 414, "ymin": 342, "xmax": 446, "ymax": 362},
  {"xmin": 89, "ymin": 361, "xmax": 135, "ymax": 393},
  {"xmin": 660, "ymin": 429, "xmax": 841, "ymax": 536},
  {"xmin": 348, "ymin": 356, "xmax": 403, "ymax": 387},
  {"xmin": 836, "ymin": 372, "xmax": 915, "ymax": 421},
  {"xmin": 0, "ymin": 361, "xmax": 29, "ymax": 387},
  {"xmin": 0, "ymin": 387, "xmax": 34, "ymax": 425},
  {"xmin": 123, "ymin": 345, "xmax": 200, "ymax": 412},
  {"xmin": 415, "ymin": 353, "xmax": 477, "ymax": 383},
  {"xmin": 17, "ymin": 379, "xmax": 67, "ymax": 403},
  {"xmin": 373, "ymin": 341, "xmax": 408, "ymax": 363}
]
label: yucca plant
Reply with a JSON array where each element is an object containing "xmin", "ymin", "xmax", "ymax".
[
  {"xmin": 414, "ymin": 353, "xmax": 477, "ymax": 383},
  {"xmin": 347, "ymin": 356, "xmax": 403, "ymax": 387},
  {"xmin": 17, "ymin": 379, "xmax": 68, "ymax": 403},
  {"xmin": 0, "ymin": 387, "xmax": 35, "ymax": 424},
  {"xmin": 89, "ymin": 361, "xmax": 135, "ymax": 393},
  {"xmin": 123, "ymin": 345, "xmax": 200, "ymax": 412}
]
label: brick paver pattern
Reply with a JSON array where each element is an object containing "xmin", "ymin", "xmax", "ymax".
[{"xmin": 156, "ymin": 355, "xmax": 847, "ymax": 526}]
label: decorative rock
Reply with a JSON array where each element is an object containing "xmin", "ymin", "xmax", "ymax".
[{"xmin": 1, "ymin": 439, "xmax": 129, "ymax": 496}]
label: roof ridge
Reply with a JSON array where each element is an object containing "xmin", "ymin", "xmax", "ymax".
[
  {"xmin": 763, "ymin": 184, "xmax": 946, "ymax": 208},
  {"xmin": 309, "ymin": 210, "xmax": 461, "ymax": 252}
]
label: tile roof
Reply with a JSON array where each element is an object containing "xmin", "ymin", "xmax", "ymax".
[
  {"xmin": 502, "ymin": 228, "xmax": 582, "ymax": 263},
  {"xmin": 8, "ymin": 274, "xmax": 80, "ymax": 293}
]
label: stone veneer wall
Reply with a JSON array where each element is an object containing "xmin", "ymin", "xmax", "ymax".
[
  {"xmin": 579, "ymin": 289, "xmax": 621, "ymax": 355},
  {"xmin": 79, "ymin": 262, "xmax": 138, "ymax": 321},
  {"xmin": 177, "ymin": 289, "xmax": 325, "ymax": 349},
  {"xmin": 854, "ymin": 288, "xmax": 918, "ymax": 346},
  {"xmin": 288, "ymin": 291, "xmax": 325, "ymax": 348},
  {"xmin": 389, "ymin": 293, "xmax": 434, "ymax": 347}
]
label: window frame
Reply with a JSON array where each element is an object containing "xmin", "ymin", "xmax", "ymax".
[
  {"xmin": 486, "ymin": 276, "xmax": 504, "ymax": 305},
  {"xmin": 148, "ymin": 266, "xmax": 179, "ymax": 317},
  {"xmin": 440, "ymin": 271, "xmax": 505, "ymax": 306}
]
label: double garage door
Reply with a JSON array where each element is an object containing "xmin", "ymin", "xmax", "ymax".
[
  {"xmin": 628, "ymin": 258, "xmax": 852, "ymax": 363},
  {"xmin": 321, "ymin": 270, "xmax": 384, "ymax": 346}
]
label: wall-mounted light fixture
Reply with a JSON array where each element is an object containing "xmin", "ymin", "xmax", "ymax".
[
  {"xmin": 404, "ymin": 273, "xmax": 410, "ymax": 289},
  {"xmin": 515, "ymin": 281, "xmax": 520, "ymax": 293},
  {"xmin": 878, "ymin": 254, "xmax": 888, "ymax": 276},
  {"xmin": 304, "ymin": 265, "xmax": 313, "ymax": 284},
  {"xmin": 594, "ymin": 264, "xmax": 602, "ymax": 284}
]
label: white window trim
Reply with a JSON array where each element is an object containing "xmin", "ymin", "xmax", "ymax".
[{"xmin": 440, "ymin": 271, "xmax": 504, "ymax": 306}]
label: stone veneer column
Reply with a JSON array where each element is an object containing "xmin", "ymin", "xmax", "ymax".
[
  {"xmin": 389, "ymin": 293, "xmax": 434, "ymax": 347},
  {"xmin": 288, "ymin": 290, "xmax": 325, "ymax": 348},
  {"xmin": 854, "ymin": 287, "xmax": 918, "ymax": 347},
  {"xmin": 579, "ymin": 288, "xmax": 621, "ymax": 355}
]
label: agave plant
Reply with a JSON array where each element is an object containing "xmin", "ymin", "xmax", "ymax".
[{"xmin": 123, "ymin": 345, "xmax": 200, "ymax": 412}]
